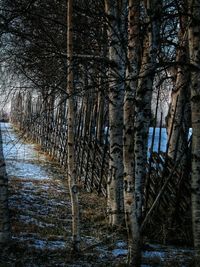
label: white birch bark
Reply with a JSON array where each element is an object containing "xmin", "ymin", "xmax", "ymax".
[
  {"xmin": 123, "ymin": 0, "xmax": 141, "ymax": 265},
  {"xmin": 188, "ymin": 0, "xmax": 200, "ymax": 265},
  {"xmin": 131, "ymin": 1, "xmax": 161, "ymax": 264},
  {"xmin": 134, "ymin": 0, "xmax": 160, "ymax": 216},
  {"xmin": 105, "ymin": 0, "xmax": 127, "ymax": 226},
  {"xmin": 67, "ymin": 0, "xmax": 80, "ymax": 251}
]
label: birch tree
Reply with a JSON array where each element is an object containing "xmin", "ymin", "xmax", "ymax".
[
  {"xmin": 105, "ymin": 0, "xmax": 127, "ymax": 226},
  {"xmin": 67, "ymin": 0, "xmax": 80, "ymax": 252},
  {"xmin": 188, "ymin": 0, "xmax": 200, "ymax": 265},
  {"xmin": 123, "ymin": 0, "xmax": 141, "ymax": 265},
  {"xmin": 134, "ymin": 0, "xmax": 161, "ymax": 217},
  {"xmin": 167, "ymin": 2, "xmax": 191, "ymax": 162},
  {"xmin": 123, "ymin": 0, "xmax": 161, "ymax": 265}
]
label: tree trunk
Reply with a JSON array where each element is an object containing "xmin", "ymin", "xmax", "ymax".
[
  {"xmin": 0, "ymin": 126, "xmax": 10, "ymax": 244},
  {"xmin": 67, "ymin": 0, "xmax": 80, "ymax": 252},
  {"xmin": 132, "ymin": 0, "xmax": 161, "ymax": 265},
  {"xmin": 97, "ymin": 25, "xmax": 108, "ymax": 145},
  {"xmin": 105, "ymin": 0, "xmax": 127, "ymax": 226},
  {"xmin": 188, "ymin": 0, "xmax": 200, "ymax": 265},
  {"xmin": 123, "ymin": 0, "xmax": 141, "ymax": 265},
  {"xmin": 97, "ymin": 88, "xmax": 105, "ymax": 144},
  {"xmin": 167, "ymin": 7, "xmax": 191, "ymax": 162}
]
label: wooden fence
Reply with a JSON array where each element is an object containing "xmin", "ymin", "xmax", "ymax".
[{"xmin": 10, "ymin": 91, "xmax": 192, "ymax": 244}]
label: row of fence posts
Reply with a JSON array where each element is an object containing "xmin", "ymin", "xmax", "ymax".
[
  {"xmin": 9, "ymin": 90, "xmax": 192, "ymax": 244},
  {"xmin": 10, "ymin": 91, "xmax": 109, "ymax": 196}
]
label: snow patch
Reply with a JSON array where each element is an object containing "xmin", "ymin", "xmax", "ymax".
[
  {"xmin": 143, "ymin": 251, "xmax": 165, "ymax": 260},
  {"xmin": 6, "ymin": 161, "xmax": 50, "ymax": 180},
  {"xmin": 112, "ymin": 248, "xmax": 128, "ymax": 257},
  {"xmin": 116, "ymin": 241, "xmax": 127, "ymax": 248}
]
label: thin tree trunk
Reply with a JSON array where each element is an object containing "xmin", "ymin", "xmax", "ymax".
[
  {"xmin": 123, "ymin": 0, "xmax": 141, "ymax": 265},
  {"xmin": 105, "ymin": 0, "xmax": 127, "ymax": 226},
  {"xmin": 97, "ymin": 90, "xmax": 105, "ymax": 144},
  {"xmin": 97, "ymin": 26, "xmax": 107, "ymax": 145},
  {"xmin": 25, "ymin": 92, "xmax": 32, "ymax": 135},
  {"xmin": 167, "ymin": 7, "xmax": 191, "ymax": 162},
  {"xmin": 132, "ymin": 0, "xmax": 161, "ymax": 265},
  {"xmin": 67, "ymin": 0, "xmax": 80, "ymax": 252},
  {"xmin": 16, "ymin": 92, "xmax": 23, "ymax": 130},
  {"xmin": 0, "ymin": 125, "xmax": 10, "ymax": 244},
  {"xmin": 188, "ymin": 0, "xmax": 200, "ymax": 265}
]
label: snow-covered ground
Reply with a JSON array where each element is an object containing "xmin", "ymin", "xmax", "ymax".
[{"xmin": 1, "ymin": 122, "xmax": 65, "ymax": 180}]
